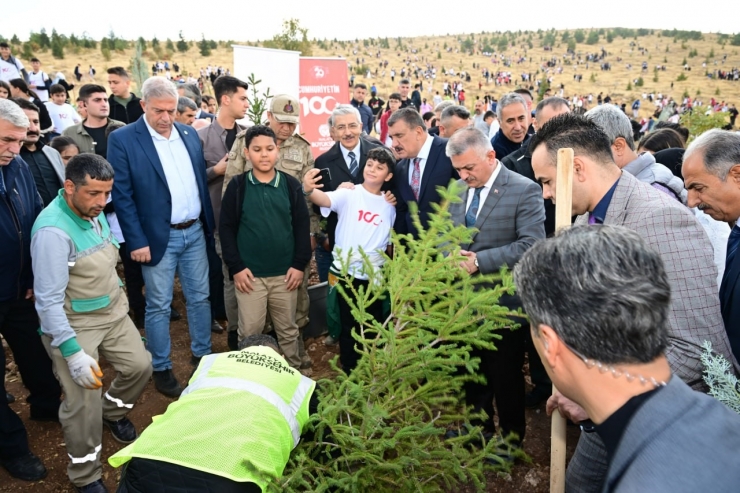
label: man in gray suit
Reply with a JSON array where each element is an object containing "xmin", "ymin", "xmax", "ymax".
[
  {"xmin": 447, "ymin": 127, "xmax": 545, "ymax": 444},
  {"xmin": 514, "ymin": 224, "xmax": 740, "ymax": 493},
  {"xmin": 529, "ymin": 113, "xmax": 739, "ymax": 492}
]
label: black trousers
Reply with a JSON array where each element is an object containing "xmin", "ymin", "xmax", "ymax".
[
  {"xmin": 0, "ymin": 298, "xmax": 61, "ymax": 460},
  {"xmin": 464, "ymin": 317, "xmax": 527, "ymax": 443},
  {"xmin": 119, "ymin": 242, "xmax": 146, "ymax": 320},
  {"xmin": 206, "ymin": 240, "xmax": 226, "ymax": 320},
  {"xmin": 338, "ymin": 277, "xmax": 384, "ymax": 373},
  {"xmin": 118, "ymin": 458, "xmax": 261, "ymax": 493}
]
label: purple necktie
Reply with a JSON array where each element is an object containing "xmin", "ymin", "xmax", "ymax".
[
  {"xmin": 588, "ymin": 215, "xmax": 598, "ymax": 225},
  {"xmin": 411, "ymin": 158, "xmax": 421, "ymax": 200}
]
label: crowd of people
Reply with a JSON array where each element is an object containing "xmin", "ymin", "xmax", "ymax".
[{"xmin": 1, "ymin": 37, "xmax": 740, "ymax": 493}]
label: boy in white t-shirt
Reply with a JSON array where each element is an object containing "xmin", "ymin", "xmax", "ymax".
[
  {"xmin": 302, "ymin": 147, "xmax": 396, "ymax": 373},
  {"xmin": 28, "ymin": 58, "xmax": 50, "ymax": 102},
  {"xmin": 45, "ymin": 84, "xmax": 82, "ymax": 136}
]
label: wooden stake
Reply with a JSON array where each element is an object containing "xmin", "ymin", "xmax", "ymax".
[{"xmin": 550, "ymin": 147, "xmax": 574, "ymax": 493}]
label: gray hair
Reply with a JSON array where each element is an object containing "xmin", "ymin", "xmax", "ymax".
[
  {"xmin": 445, "ymin": 126, "xmax": 492, "ymax": 159},
  {"xmin": 141, "ymin": 77, "xmax": 178, "ymax": 102},
  {"xmin": 177, "ymin": 96, "xmax": 197, "ymax": 114},
  {"xmin": 387, "ymin": 107, "xmax": 426, "ymax": 131},
  {"xmin": 178, "ymin": 82, "xmax": 202, "ymax": 107},
  {"xmin": 496, "ymin": 93, "xmax": 528, "ymax": 121},
  {"xmin": 434, "ymin": 100, "xmax": 455, "ymax": 115},
  {"xmin": 329, "ymin": 104, "xmax": 361, "ymax": 127},
  {"xmin": 585, "ymin": 104, "xmax": 635, "ymax": 151},
  {"xmin": 684, "ymin": 129, "xmax": 740, "ymax": 180},
  {"xmin": 439, "ymin": 105, "xmax": 471, "ymax": 126},
  {"xmin": 514, "ymin": 225, "xmax": 670, "ymax": 365},
  {"xmin": 0, "ymin": 98, "xmax": 30, "ymax": 128},
  {"xmin": 238, "ymin": 334, "xmax": 279, "ymax": 351}
]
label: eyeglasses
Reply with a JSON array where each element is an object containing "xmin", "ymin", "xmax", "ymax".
[{"xmin": 333, "ymin": 123, "xmax": 360, "ymax": 132}]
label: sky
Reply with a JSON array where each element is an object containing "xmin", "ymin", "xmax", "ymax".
[{"xmin": 3, "ymin": 0, "xmax": 738, "ymax": 43}]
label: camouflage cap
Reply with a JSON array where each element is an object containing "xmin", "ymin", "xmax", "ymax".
[{"xmin": 270, "ymin": 94, "xmax": 300, "ymax": 124}]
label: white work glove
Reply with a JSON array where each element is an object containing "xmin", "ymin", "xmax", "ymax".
[{"xmin": 65, "ymin": 350, "xmax": 103, "ymax": 389}]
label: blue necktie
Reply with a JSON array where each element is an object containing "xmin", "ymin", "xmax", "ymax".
[
  {"xmin": 727, "ymin": 225, "xmax": 740, "ymax": 267},
  {"xmin": 348, "ymin": 151, "xmax": 359, "ymax": 178},
  {"xmin": 465, "ymin": 187, "xmax": 483, "ymax": 228}
]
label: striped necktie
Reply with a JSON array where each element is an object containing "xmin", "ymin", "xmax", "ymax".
[
  {"xmin": 348, "ymin": 151, "xmax": 359, "ymax": 178},
  {"xmin": 411, "ymin": 158, "xmax": 421, "ymax": 200},
  {"xmin": 465, "ymin": 187, "xmax": 484, "ymax": 228}
]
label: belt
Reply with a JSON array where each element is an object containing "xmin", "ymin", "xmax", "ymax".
[{"xmin": 170, "ymin": 219, "xmax": 197, "ymax": 230}]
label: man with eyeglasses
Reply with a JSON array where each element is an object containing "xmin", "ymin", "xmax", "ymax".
[{"xmin": 221, "ymin": 95, "xmax": 316, "ymax": 371}]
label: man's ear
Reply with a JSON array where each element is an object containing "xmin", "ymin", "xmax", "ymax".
[
  {"xmin": 612, "ymin": 137, "xmax": 627, "ymax": 156},
  {"xmin": 728, "ymin": 164, "xmax": 740, "ymax": 187},
  {"xmin": 537, "ymin": 324, "xmax": 562, "ymax": 370}
]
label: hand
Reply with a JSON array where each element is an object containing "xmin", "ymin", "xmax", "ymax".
[
  {"xmin": 302, "ymin": 169, "xmax": 323, "ymax": 194},
  {"xmin": 546, "ymin": 391, "xmax": 589, "ymax": 423},
  {"xmin": 383, "ymin": 191, "xmax": 397, "ymax": 206},
  {"xmin": 234, "ymin": 268, "xmax": 255, "ymax": 294},
  {"xmin": 25, "ymin": 289, "xmax": 34, "ymax": 300},
  {"xmin": 337, "ymin": 181, "xmax": 356, "ymax": 190},
  {"xmin": 459, "ymin": 250, "xmax": 478, "ymax": 274},
  {"xmin": 131, "ymin": 246, "xmax": 151, "ymax": 263},
  {"xmin": 65, "ymin": 350, "xmax": 103, "ymax": 389},
  {"xmin": 213, "ymin": 154, "xmax": 228, "ymax": 176},
  {"xmin": 285, "ymin": 267, "xmax": 303, "ymax": 291}
]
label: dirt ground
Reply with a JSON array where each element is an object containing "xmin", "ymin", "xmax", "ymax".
[{"xmin": 2, "ymin": 271, "xmax": 579, "ymax": 492}]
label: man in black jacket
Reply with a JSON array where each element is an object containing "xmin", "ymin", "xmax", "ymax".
[
  {"xmin": 0, "ymin": 99, "xmax": 61, "ymax": 482},
  {"xmin": 219, "ymin": 126, "xmax": 311, "ymax": 373},
  {"xmin": 106, "ymin": 67, "xmax": 143, "ymax": 124}
]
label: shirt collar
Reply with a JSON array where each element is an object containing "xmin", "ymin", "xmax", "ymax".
[
  {"xmin": 144, "ymin": 118, "xmax": 181, "ymax": 142},
  {"xmin": 340, "ymin": 140, "xmax": 362, "ymax": 161},
  {"xmin": 247, "ymin": 169, "xmax": 281, "ymax": 188},
  {"xmin": 590, "ymin": 178, "xmax": 620, "ymax": 224},
  {"xmin": 416, "ymin": 133, "xmax": 435, "ymax": 161}
]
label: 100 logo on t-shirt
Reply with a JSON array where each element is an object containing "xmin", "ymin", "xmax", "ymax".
[{"xmin": 357, "ymin": 210, "xmax": 382, "ymax": 226}]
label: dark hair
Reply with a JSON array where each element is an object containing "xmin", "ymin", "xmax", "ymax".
[
  {"xmin": 9, "ymin": 78, "xmax": 41, "ymax": 100},
  {"xmin": 535, "ymin": 96, "xmax": 570, "ymax": 115},
  {"xmin": 78, "ymin": 84, "xmax": 108, "ymax": 102},
  {"xmin": 213, "ymin": 75, "xmax": 249, "ymax": 106},
  {"xmin": 528, "ymin": 113, "xmax": 615, "ymax": 167},
  {"xmin": 422, "ymin": 111, "xmax": 435, "ymax": 122},
  {"xmin": 653, "ymin": 121, "xmax": 689, "ymax": 144},
  {"xmin": 0, "ymin": 42, "xmax": 9, "ymax": 49},
  {"xmin": 483, "ymin": 110, "xmax": 495, "ymax": 120},
  {"xmin": 65, "ymin": 153, "xmax": 114, "ymax": 186},
  {"xmin": 514, "ymin": 224, "xmax": 670, "ymax": 365},
  {"xmin": 388, "ymin": 92, "xmax": 402, "ymax": 102},
  {"xmin": 105, "ymin": 121, "xmax": 126, "ymax": 139},
  {"xmin": 414, "ymin": 83, "xmax": 420, "ymax": 89},
  {"xmin": 513, "ymin": 88, "xmax": 533, "ymax": 100},
  {"xmin": 202, "ymin": 95, "xmax": 214, "ymax": 104},
  {"xmin": 30, "ymin": 57, "xmax": 40, "ymax": 63},
  {"xmin": 440, "ymin": 105, "xmax": 471, "ymax": 123},
  {"xmin": 366, "ymin": 147, "xmax": 396, "ymax": 171},
  {"xmin": 106, "ymin": 66, "xmax": 129, "ymax": 78},
  {"xmin": 238, "ymin": 334, "xmax": 279, "ymax": 351},
  {"xmin": 49, "ymin": 84, "xmax": 66, "ymax": 96},
  {"xmin": 11, "ymin": 97, "xmax": 39, "ymax": 114},
  {"xmin": 399, "ymin": 78, "xmax": 410, "ymax": 85},
  {"xmin": 638, "ymin": 128, "xmax": 685, "ymax": 153},
  {"xmin": 244, "ymin": 125, "xmax": 277, "ymax": 148},
  {"xmin": 50, "ymin": 136, "xmax": 80, "ymax": 154},
  {"xmin": 354, "ymin": 83, "xmax": 367, "ymax": 90},
  {"xmin": 0, "ymin": 80, "xmax": 10, "ymax": 95},
  {"xmin": 387, "ymin": 107, "xmax": 426, "ymax": 131}
]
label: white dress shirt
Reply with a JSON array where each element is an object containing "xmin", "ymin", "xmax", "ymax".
[
  {"xmin": 407, "ymin": 133, "xmax": 435, "ymax": 186},
  {"xmin": 465, "ymin": 160, "xmax": 503, "ymax": 219},
  {"xmin": 144, "ymin": 119, "xmax": 201, "ymax": 224},
  {"xmin": 340, "ymin": 141, "xmax": 362, "ymax": 172}
]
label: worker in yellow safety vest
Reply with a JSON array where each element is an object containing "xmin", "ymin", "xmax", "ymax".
[{"xmin": 109, "ymin": 334, "xmax": 316, "ymax": 492}]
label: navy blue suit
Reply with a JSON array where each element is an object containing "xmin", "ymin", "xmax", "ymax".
[
  {"xmin": 108, "ymin": 118, "xmax": 215, "ymax": 267},
  {"xmin": 394, "ymin": 135, "xmax": 459, "ymax": 238},
  {"xmin": 720, "ymin": 251, "xmax": 740, "ymax": 362}
]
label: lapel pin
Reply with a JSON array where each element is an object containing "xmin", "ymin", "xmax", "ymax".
[
  {"xmin": 494, "ymin": 189, "xmax": 499, "ymax": 194},
  {"xmin": 184, "ymin": 130, "xmax": 188, "ymax": 135}
]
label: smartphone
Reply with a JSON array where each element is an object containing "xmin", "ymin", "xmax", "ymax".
[{"xmin": 318, "ymin": 168, "xmax": 332, "ymax": 184}]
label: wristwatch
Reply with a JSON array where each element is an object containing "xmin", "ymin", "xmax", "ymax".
[{"xmin": 474, "ymin": 258, "xmax": 479, "ymax": 268}]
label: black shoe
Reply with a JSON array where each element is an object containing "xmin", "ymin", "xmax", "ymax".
[
  {"xmin": 152, "ymin": 370, "xmax": 183, "ymax": 398},
  {"xmin": 170, "ymin": 306, "xmax": 181, "ymax": 321},
  {"xmin": 103, "ymin": 417, "xmax": 137, "ymax": 444},
  {"xmin": 1, "ymin": 452, "xmax": 47, "ymax": 481},
  {"xmin": 211, "ymin": 320, "xmax": 225, "ymax": 334},
  {"xmin": 227, "ymin": 331, "xmax": 239, "ymax": 351},
  {"xmin": 190, "ymin": 354, "xmax": 206, "ymax": 366},
  {"xmin": 74, "ymin": 479, "xmax": 109, "ymax": 493},
  {"xmin": 525, "ymin": 388, "xmax": 551, "ymax": 409},
  {"xmin": 5, "ymin": 391, "xmax": 14, "ymax": 403}
]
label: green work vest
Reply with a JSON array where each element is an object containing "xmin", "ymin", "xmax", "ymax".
[
  {"xmin": 109, "ymin": 346, "xmax": 316, "ymax": 490},
  {"xmin": 31, "ymin": 190, "xmax": 127, "ymax": 329}
]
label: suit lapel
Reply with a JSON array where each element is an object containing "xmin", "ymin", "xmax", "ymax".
[
  {"xmin": 720, "ymin": 252, "xmax": 740, "ymax": 306},
  {"xmin": 418, "ymin": 139, "xmax": 438, "ymax": 201},
  {"xmin": 473, "ymin": 164, "xmax": 509, "ymax": 230},
  {"xmin": 604, "ymin": 172, "xmax": 631, "ymax": 225},
  {"xmin": 134, "ymin": 119, "xmax": 168, "ymax": 186},
  {"xmin": 331, "ymin": 145, "xmax": 353, "ymax": 183},
  {"xmin": 174, "ymin": 123, "xmax": 205, "ymax": 190}
]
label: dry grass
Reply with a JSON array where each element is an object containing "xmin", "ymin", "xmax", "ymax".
[{"xmin": 31, "ymin": 30, "xmax": 740, "ymax": 120}]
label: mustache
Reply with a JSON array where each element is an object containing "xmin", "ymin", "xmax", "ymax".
[
  {"xmin": 26, "ymin": 131, "xmax": 40, "ymax": 137},
  {"xmin": 697, "ymin": 203, "xmax": 711, "ymax": 211}
]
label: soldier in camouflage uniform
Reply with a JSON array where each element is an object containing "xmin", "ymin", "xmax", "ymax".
[{"xmin": 222, "ymin": 94, "xmax": 317, "ymax": 374}]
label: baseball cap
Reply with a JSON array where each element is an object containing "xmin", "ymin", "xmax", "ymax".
[{"xmin": 270, "ymin": 94, "xmax": 300, "ymax": 124}]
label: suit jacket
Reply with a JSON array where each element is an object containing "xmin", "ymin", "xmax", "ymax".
[
  {"xmin": 395, "ymin": 135, "xmax": 459, "ymax": 238},
  {"xmin": 198, "ymin": 109, "xmax": 215, "ymax": 122},
  {"xmin": 449, "ymin": 164, "xmax": 545, "ymax": 309},
  {"xmin": 501, "ymin": 146, "xmax": 556, "ymax": 236},
  {"xmin": 40, "ymin": 144, "xmax": 65, "ymax": 186},
  {"xmin": 314, "ymin": 137, "xmax": 383, "ymax": 247},
  {"xmin": 575, "ymin": 172, "xmax": 739, "ymax": 389},
  {"xmin": 720, "ymin": 240, "xmax": 740, "ymax": 362},
  {"xmin": 601, "ymin": 376, "xmax": 740, "ymax": 493},
  {"xmin": 107, "ymin": 118, "xmax": 215, "ymax": 266}
]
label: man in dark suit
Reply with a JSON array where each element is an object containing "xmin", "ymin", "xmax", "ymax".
[
  {"xmin": 388, "ymin": 108, "xmax": 459, "ymax": 238},
  {"xmin": 683, "ymin": 129, "xmax": 740, "ymax": 362},
  {"xmin": 515, "ymin": 224, "xmax": 740, "ymax": 493},
  {"xmin": 177, "ymin": 83, "xmax": 214, "ymax": 122},
  {"xmin": 447, "ymin": 127, "xmax": 545, "ymax": 444},
  {"xmin": 108, "ymin": 77, "xmax": 215, "ymax": 398}
]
